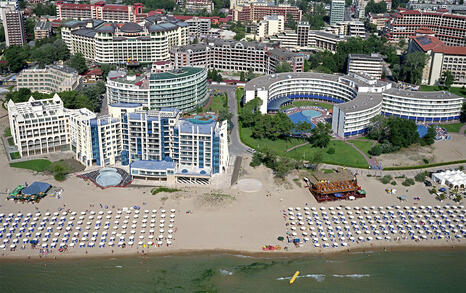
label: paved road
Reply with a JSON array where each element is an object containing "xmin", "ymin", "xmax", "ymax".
[{"xmin": 208, "ymin": 84, "xmax": 248, "ymax": 156}]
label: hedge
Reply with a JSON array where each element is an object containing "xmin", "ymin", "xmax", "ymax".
[{"xmin": 383, "ymin": 160, "xmax": 466, "ymax": 171}]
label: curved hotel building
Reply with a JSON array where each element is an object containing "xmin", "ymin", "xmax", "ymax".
[
  {"xmin": 244, "ymin": 72, "xmax": 463, "ymax": 137},
  {"xmin": 106, "ymin": 66, "xmax": 208, "ymax": 112}
]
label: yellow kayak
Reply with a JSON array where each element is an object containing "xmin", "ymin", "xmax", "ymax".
[{"xmin": 289, "ymin": 271, "xmax": 300, "ymax": 285}]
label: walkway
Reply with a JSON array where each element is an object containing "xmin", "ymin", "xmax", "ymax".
[
  {"xmin": 286, "ymin": 142, "xmax": 309, "ymax": 152},
  {"xmin": 334, "ymin": 137, "xmax": 375, "ymax": 168},
  {"xmin": 460, "ymin": 124, "xmax": 466, "ymax": 136}
]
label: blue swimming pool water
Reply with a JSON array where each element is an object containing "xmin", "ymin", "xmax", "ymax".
[
  {"xmin": 288, "ymin": 109, "xmax": 322, "ymax": 127},
  {"xmin": 189, "ymin": 114, "xmax": 216, "ymax": 124},
  {"xmin": 96, "ymin": 168, "xmax": 122, "ymax": 187},
  {"xmin": 417, "ymin": 125, "xmax": 428, "ymax": 138}
]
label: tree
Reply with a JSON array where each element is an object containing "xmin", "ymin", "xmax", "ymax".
[
  {"xmin": 25, "ymin": 18, "xmax": 36, "ymax": 42},
  {"xmin": 365, "ymin": 0, "xmax": 388, "ymax": 15},
  {"xmin": 240, "ymin": 71, "xmax": 245, "ymax": 82},
  {"xmin": 421, "ymin": 126, "xmax": 435, "ymax": 146},
  {"xmin": 0, "ymin": 24, "xmax": 5, "ymax": 42},
  {"xmin": 310, "ymin": 122, "xmax": 332, "ymax": 148},
  {"xmin": 460, "ymin": 102, "xmax": 466, "ymax": 123},
  {"xmin": 275, "ymin": 61, "xmax": 292, "ymax": 73},
  {"xmin": 33, "ymin": 4, "xmax": 57, "ymax": 16},
  {"xmin": 285, "ymin": 13, "xmax": 297, "ymax": 30},
  {"xmin": 402, "ymin": 52, "xmax": 427, "ymax": 84},
  {"xmin": 3, "ymin": 45, "xmax": 27, "ymax": 72},
  {"xmin": 366, "ymin": 23, "xmax": 378, "ymax": 34},
  {"xmin": 442, "ymin": 70, "xmax": 454, "ymax": 89},
  {"xmin": 67, "ymin": 53, "xmax": 88, "ymax": 74}
]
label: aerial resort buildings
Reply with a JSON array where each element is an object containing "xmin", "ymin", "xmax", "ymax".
[
  {"xmin": 244, "ymin": 72, "xmax": 464, "ymax": 137},
  {"xmin": 307, "ymin": 168, "xmax": 364, "ymax": 202},
  {"xmin": 7, "ymin": 93, "xmax": 229, "ymax": 184},
  {"xmin": 106, "ymin": 65, "xmax": 208, "ymax": 111}
]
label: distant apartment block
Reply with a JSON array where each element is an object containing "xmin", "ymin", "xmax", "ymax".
[
  {"xmin": 185, "ymin": 0, "xmax": 213, "ymax": 13},
  {"xmin": 0, "ymin": 0, "xmax": 18, "ymax": 21},
  {"xmin": 233, "ymin": 4, "xmax": 302, "ymax": 23},
  {"xmin": 267, "ymin": 22, "xmax": 345, "ymax": 53},
  {"xmin": 407, "ymin": 2, "xmax": 466, "ymax": 15},
  {"xmin": 257, "ymin": 15, "xmax": 284, "ymax": 40},
  {"xmin": 347, "ymin": 54, "xmax": 384, "ymax": 79},
  {"xmin": 184, "ymin": 16, "xmax": 211, "ymax": 38},
  {"xmin": 327, "ymin": 21, "xmax": 366, "ymax": 38},
  {"xmin": 1, "ymin": 5, "xmax": 25, "ymax": 47},
  {"xmin": 34, "ymin": 21, "xmax": 52, "ymax": 40},
  {"xmin": 16, "ymin": 65, "xmax": 82, "ymax": 94},
  {"xmin": 56, "ymin": 1, "xmax": 145, "ymax": 22},
  {"xmin": 385, "ymin": 10, "xmax": 466, "ymax": 46},
  {"xmin": 170, "ymin": 39, "xmax": 304, "ymax": 74},
  {"xmin": 368, "ymin": 13, "xmax": 391, "ymax": 31},
  {"xmin": 330, "ymin": 0, "xmax": 345, "ymax": 25},
  {"xmin": 409, "ymin": 34, "xmax": 466, "ymax": 87}
]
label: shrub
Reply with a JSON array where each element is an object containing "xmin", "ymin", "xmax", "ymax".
[
  {"xmin": 390, "ymin": 180, "xmax": 397, "ymax": 185},
  {"xmin": 402, "ymin": 178, "xmax": 415, "ymax": 186},
  {"xmin": 326, "ymin": 147, "xmax": 335, "ymax": 154},
  {"xmin": 10, "ymin": 152, "xmax": 20, "ymax": 160},
  {"xmin": 423, "ymin": 159, "xmax": 429, "ymax": 164},
  {"xmin": 414, "ymin": 171, "xmax": 428, "ymax": 182},
  {"xmin": 250, "ymin": 152, "xmax": 262, "ymax": 167},
  {"xmin": 369, "ymin": 145, "xmax": 382, "ymax": 156},
  {"xmin": 379, "ymin": 175, "xmax": 393, "ymax": 184},
  {"xmin": 151, "ymin": 187, "xmax": 180, "ymax": 195}
]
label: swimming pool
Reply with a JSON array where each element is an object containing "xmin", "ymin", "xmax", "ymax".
[
  {"xmin": 288, "ymin": 109, "xmax": 322, "ymax": 126},
  {"xmin": 96, "ymin": 168, "xmax": 122, "ymax": 187},
  {"xmin": 417, "ymin": 125, "xmax": 428, "ymax": 138},
  {"xmin": 189, "ymin": 114, "xmax": 216, "ymax": 124}
]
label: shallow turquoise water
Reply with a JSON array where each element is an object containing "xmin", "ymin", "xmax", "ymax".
[{"xmin": 0, "ymin": 250, "xmax": 465, "ymax": 292}]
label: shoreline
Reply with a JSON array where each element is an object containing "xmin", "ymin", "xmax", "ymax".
[{"xmin": 1, "ymin": 243, "xmax": 465, "ymax": 263}]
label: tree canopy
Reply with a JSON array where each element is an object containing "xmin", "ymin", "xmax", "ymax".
[
  {"xmin": 67, "ymin": 53, "xmax": 88, "ymax": 74},
  {"xmin": 33, "ymin": 4, "xmax": 57, "ymax": 16},
  {"xmin": 365, "ymin": 0, "xmax": 388, "ymax": 15},
  {"xmin": 275, "ymin": 61, "xmax": 293, "ymax": 73},
  {"xmin": 442, "ymin": 70, "xmax": 454, "ymax": 89},
  {"xmin": 310, "ymin": 122, "xmax": 332, "ymax": 148}
]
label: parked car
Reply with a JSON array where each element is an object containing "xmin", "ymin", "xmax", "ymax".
[{"xmin": 424, "ymin": 180, "xmax": 432, "ymax": 187}]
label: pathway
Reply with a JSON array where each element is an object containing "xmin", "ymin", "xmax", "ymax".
[
  {"xmin": 339, "ymin": 138, "xmax": 374, "ymax": 167},
  {"xmin": 286, "ymin": 142, "xmax": 309, "ymax": 152},
  {"xmin": 460, "ymin": 124, "xmax": 466, "ymax": 136}
]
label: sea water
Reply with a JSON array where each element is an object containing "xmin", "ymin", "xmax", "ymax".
[{"xmin": 0, "ymin": 250, "xmax": 465, "ymax": 292}]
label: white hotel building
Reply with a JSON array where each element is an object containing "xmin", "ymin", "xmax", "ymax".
[
  {"xmin": 106, "ymin": 66, "xmax": 208, "ymax": 111},
  {"xmin": 244, "ymin": 72, "xmax": 464, "ymax": 137},
  {"xmin": 7, "ymin": 96, "xmax": 229, "ymax": 184},
  {"xmin": 61, "ymin": 18, "xmax": 189, "ymax": 64}
]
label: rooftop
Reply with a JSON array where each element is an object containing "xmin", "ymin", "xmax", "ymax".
[
  {"xmin": 149, "ymin": 67, "xmax": 204, "ymax": 81},
  {"xmin": 130, "ymin": 160, "xmax": 177, "ymax": 171},
  {"xmin": 335, "ymin": 92, "xmax": 383, "ymax": 113},
  {"xmin": 410, "ymin": 35, "xmax": 466, "ymax": 55}
]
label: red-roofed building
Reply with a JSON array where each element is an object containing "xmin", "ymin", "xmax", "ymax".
[
  {"xmin": 82, "ymin": 67, "xmax": 103, "ymax": 84},
  {"xmin": 56, "ymin": 1, "xmax": 146, "ymax": 22},
  {"xmin": 408, "ymin": 34, "xmax": 466, "ymax": 87},
  {"xmin": 384, "ymin": 9, "xmax": 466, "ymax": 47}
]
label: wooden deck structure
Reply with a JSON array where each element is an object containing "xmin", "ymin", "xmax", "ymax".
[{"xmin": 307, "ymin": 169, "xmax": 364, "ymax": 202}]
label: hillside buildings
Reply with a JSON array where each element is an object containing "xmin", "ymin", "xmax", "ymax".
[
  {"xmin": 56, "ymin": 1, "xmax": 146, "ymax": 23},
  {"xmin": 0, "ymin": 0, "xmax": 18, "ymax": 21},
  {"xmin": 257, "ymin": 15, "xmax": 284, "ymax": 40},
  {"xmin": 330, "ymin": 0, "xmax": 345, "ymax": 25},
  {"xmin": 347, "ymin": 54, "xmax": 384, "ymax": 80},
  {"xmin": 16, "ymin": 65, "xmax": 82, "ymax": 94},
  {"xmin": 34, "ymin": 21, "xmax": 52, "ymax": 40},
  {"xmin": 8, "ymin": 95, "xmax": 229, "ymax": 183},
  {"xmin": 1, "ymin": 5, "xmax": 25, "ymax": 47},
  {"xmin": 61, "ymin": 18, "xmax": 189, "ymax": 64},
  {"xmin": 185, "ymin": 0, "xmax": 213, "ymax": 13},
  {"xmin": 233, "ymin": 3, "xmax": 302, "ymax": 23},
  {"xmin": 170, "ymin": 39, "xmax": 304, "ymax": 73},
  {"xmin": 384, "ymin": 10, "xmax": 466, "ymax": 46}
]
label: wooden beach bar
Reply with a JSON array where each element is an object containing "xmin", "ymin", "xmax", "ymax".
[{"xmin": 307, "ymin": 169, "xmax": 364, "ymax": 202}]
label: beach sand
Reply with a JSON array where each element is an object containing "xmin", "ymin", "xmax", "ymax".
[{"xmin": 0, "ymin": 106, "xmax": 464, "ymax": 260}]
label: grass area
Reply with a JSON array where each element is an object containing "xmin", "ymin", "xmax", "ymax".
[
  {"xmin": 287, "ymin": 140, "xmax": 369, "ymax": 168},
  {"xmin": 292, "ymin": 178, "xmax": 301, "ymax": 187},
  {"xmin": 419, "ymin": 85, "xmax": 466, "ymax": 98},
  {"xmin": 241, "ymin": 127, "xmax": 307, "ymax": 156},
  {"xmin": 436, "ymin": 122, "xmax": 465, "ymax": 133},
  {"xmin": 280, "ymin": 100, "xmax": 334, "ymax": 111},
  {"xmin": 151, "ymin": 187, "xmax": 181, "ymax": 195},
  {"xmin": 350, "ymin": 138, "xmax": 376, "ymax": 155},
  {"xmin": 4, "ymin": 127, "xmax": 11, "ymax": 137},
  {"xmin": 10, "ymin": 159, "xmax": 52, "ymax": 172},
  {"xmin": 7, "ymin": 137, "xmax": 14, "ymax": 146},
  {"xmin": 205, "ymin": 94, "xmax": 227, "ymax": 113},
  {"xmin": 9, "ymin": 152, "xmax": 20, "ymax": 160},
  {"xmin": 322, "ymin": 169, "xmax": 335, "ymax": 174}
]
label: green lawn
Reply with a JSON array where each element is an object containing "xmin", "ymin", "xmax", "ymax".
[
  {"xmin": 240, "ymin": 127, "xmax": 307, "ymax": 156},
  {"xmin": 287, "ymin": 140, "xmax": 369, "ymax": 168},
  {"xmin": 10, "ymin": 159, "xmax": 52, "ymax": 172},
  {"xmin": 281, "ymin": 100, "xmax": 334, "ymax": 111},
  {"xmin": 7, "ymin": 137, "xmax": 14, "ymax": 146},
  {"xmin": 205, "ymin": 94, "xmax": 227, "ymax": 113},
  {"xmin": 419, "ymin": 85, "xmax": 466, "ymax": 98},
  {"xmin": 350, "ymin": 138, "xmax": 376, "ymax": 155},
  {"xmin": 436, "ymin": 122, "xmax": 465, "ymax": 133}
]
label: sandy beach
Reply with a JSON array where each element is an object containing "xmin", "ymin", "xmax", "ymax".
[{"xmin": 0, "ymin": 106, "xmax": 464, "ymax": 261}]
